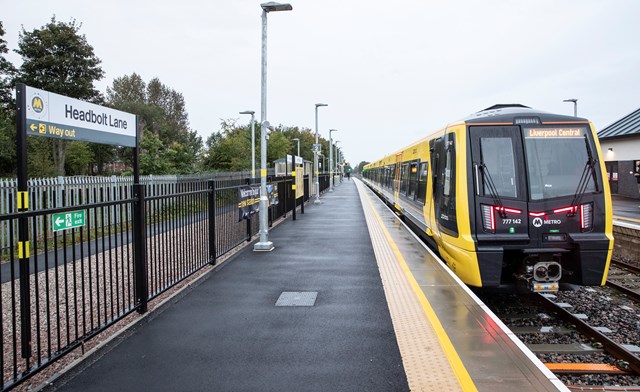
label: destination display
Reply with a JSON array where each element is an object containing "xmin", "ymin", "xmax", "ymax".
[
  {"xmin": 526, "ymin": 128, "xmax": 583, "ymax": 138},
  {"xmin": 25, "ymin": 85, "xmax": 137, "ymax": 147}
]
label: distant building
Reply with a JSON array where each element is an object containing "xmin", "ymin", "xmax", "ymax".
[{"xmin": 598, "ymin": 107, "xmax": 640, "ymax": 197}]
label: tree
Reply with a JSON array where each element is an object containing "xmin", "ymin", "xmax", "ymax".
[
  {"xmin": 0, "ymin": 21, "xmax": 17, "ymax": 176},
  {"xmin": 15, "ymin": 17, "xmax": 104, "ymax": 176},
  {"xmin": 106, "ymin": 74, "xmax": 202, "ymax": 174},
  {"xmin": 0, "ymin": 21, "xmax": 15, "ymax": 110},
  {"xmin": 65, "ymin": 141, "xmax": 92, "ymax": 175},
  {"xmin": 355, "ymin": 161, "xmax": 370, "ymax": 173}
]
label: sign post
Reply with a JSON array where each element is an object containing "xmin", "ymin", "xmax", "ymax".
[{"xmin": 15, "ymin": 84, "xmax": 140, "ymax": 359}]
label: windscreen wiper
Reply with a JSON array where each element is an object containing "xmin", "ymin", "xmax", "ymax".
[
  {"xmin": 480, "ymin": 163, "xmax": 507, "ymax": 218},
  {"xmin": 568, "ymin": 135, "xmax": 599, "ymax": 215}
]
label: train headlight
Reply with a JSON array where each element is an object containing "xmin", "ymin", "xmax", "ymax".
[
  {"xmin": 580, "ymin": 203, "xmax": 593, "ymax": 232},
  {"xmin": 481, "ymin": 204, "xmax": 495, "ymax": 232}
]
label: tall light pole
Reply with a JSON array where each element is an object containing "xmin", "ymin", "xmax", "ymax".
[
  {"xmin": 254, "ymin": 1, "xmax": 292, "ymax": 252},
  {"xmin": 314, "ymin": 103, "xmax": 328, "ymax": 204},
  {"xmin": 329, "ymin": 129, "xmax": 338, "ymax": 191},
  {"xmin": 239, "ymin": 110, "xmax": 255, "ymax": 179},
  {"xmin": 563, "ymin": 98, "xmax": 578, "ymax": 117},
  {"xmin": 334, "ymin": 140, "xmax": 340, "ymax": 186}
]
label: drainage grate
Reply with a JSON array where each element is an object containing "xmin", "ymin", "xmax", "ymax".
[{"xmin": 275, "ymin": 291, "xmax": 318, "ymax": 307}]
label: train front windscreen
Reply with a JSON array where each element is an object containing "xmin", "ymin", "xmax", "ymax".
[{"xmin": 522, "ymin": 127, "xmax": 596, "ymax": 201}]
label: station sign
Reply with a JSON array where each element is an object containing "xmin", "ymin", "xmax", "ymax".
[
  {"xmin": 312, "ymin": 144, "xmax": 321, "ymax": 152},
  {"xmin": 52, "ymin": 211, "xmax": 86, "ymax": 232},
  {"xmin": 286, "ymin": 154, "xmax": 303, "ymax": 165},
  {"xmin": 25, "ymin": 85, "xmax": 137, "ymax": 147}
]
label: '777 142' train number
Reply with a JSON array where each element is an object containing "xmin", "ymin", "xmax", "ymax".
[{"xmin": 502, "ymin": 219, "xmax": 522, "ymax": 225}]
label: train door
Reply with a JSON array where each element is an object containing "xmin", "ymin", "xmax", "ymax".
[
  {"xmin": 432, "ymin": 132, "xmax": 458, "ymax": 237},
  {"xmin": 393, "ymin": 153, "xmax": 403, "ymax": 197},
  {"xmin": 469, "ymin": 126, "xmax": 527, "ymax": 239},
  {"xmin": 408, "ymin": 160, "xmax": 419, "ymax": 199}
]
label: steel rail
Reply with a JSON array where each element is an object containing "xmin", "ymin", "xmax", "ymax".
[
  {"xmin": 606, "ymin": 280, "xmax": 640, "ymax": 303},
  {"xmin": 537, "ymin": 294, "xmax": 640, "ymax": 375},
  {"xmin": 611, "ymin": 258, "xmax": 640, "ymax": 275}
]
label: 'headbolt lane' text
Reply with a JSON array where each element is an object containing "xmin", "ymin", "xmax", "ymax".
[{"xmin": 65, "ymin": 104, "xmax": 128, "ymax": 129}]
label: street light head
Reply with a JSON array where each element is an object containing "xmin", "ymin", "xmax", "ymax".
[
  {"xmin": 292, "ymin": 138, "xmax": 299, "ymax": 141},
  {"xmin": 261, "ymin": 2, "xmax": 293, "ymax": 12},
  {"xmin": 239, "ymin": 110, "xmax": 255, "ymax": 115},
  {"xmin": 330, "ymin": 129, "xmax": 338, "ymax": 133},
  {"xmin": 315, "ymin": 103, "xmax": 328, "ymax": 108},
  {"xmin": 261, "ymin": 120, "xmax": 274, "ymax": 132},
  {"xmin": 563, "ymin": 98, "xmax": 578, "ymax": 103}
]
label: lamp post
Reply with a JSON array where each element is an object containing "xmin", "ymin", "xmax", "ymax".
[
  {"xmin": 239, "ymin": 110, "xmax": 255, "ymax": 179},
  {"xmin": 292, "ymin": 137, "xmax": 300, "ymax": 157},
  {"xmin": 254, "ymin": 1, "xmax": 292, "ymax": 252},
  {"xmin": 329, "ymin": 129, "xmax": 338, "ymax": 191},
  {"xmin": 319, "ymin": 153, "xmax": 326, "ymax": 173},
  {"xmin": 314, "ymin": 103, "xmax": 328, "ymax": 204},
  {"xmin": 334, "ymin": 140, "xmax": 340, "ymax": 186},
  {"xmin": 563, "ymin": 98, "xmax": 578, "ymax": 117}
]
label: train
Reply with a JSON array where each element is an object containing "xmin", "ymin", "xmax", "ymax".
[{"xmin": 362, "ymin": 104, "xmax": 614, "ymax": 292}]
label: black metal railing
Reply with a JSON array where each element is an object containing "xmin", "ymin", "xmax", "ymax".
[{"xmin": 0, "ymin": 174, "xmax": 308, "ymax": 391}]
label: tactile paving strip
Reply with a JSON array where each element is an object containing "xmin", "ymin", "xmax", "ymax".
[{"xmin": 355, "ymin": 180, "xmax": 465, "ymax": 392}]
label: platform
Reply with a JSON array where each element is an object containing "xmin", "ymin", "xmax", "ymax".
[{"xmin": 44, "ymin": 179, "xmax": 566, "ymax": 392}]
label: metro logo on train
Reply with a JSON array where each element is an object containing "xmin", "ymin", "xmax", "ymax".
[{"xmin": 363, "ymin": 104, "xmax": 613, "ymax": 292}]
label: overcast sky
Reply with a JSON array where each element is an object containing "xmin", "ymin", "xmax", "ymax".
[{"xmin": 4, "ymin": 0, "xmax": 640, "ymax": 166}]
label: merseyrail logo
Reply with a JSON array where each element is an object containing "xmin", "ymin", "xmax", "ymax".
[
  {"xmin": 28, "ymin": 91, "xmax": 47, "ymax": 119},
  {"xmin": 31, "ymin": 96, "xmax": 44, "ymax": 113}
]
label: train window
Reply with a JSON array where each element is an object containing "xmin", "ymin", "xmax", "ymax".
[
  {"xmin": 416, "ymin": 162, "xmax": 428, "ymax": 204},
  {"xmin": 523, "ymin": 126, "xmax": 596, "ymax": 200},
  {"xmin": 480, "ymin": 137, "xmax": 517, "ymax": 198}
]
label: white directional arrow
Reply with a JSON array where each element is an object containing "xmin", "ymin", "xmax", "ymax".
[{"xmin": 55, "ymin": 217, "xmax": 64, "ymax": 226}]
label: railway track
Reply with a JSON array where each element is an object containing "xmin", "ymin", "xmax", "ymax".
[
  {"xmin": 480, "ymin": 290, "xmax": 640, "ymax": 387},
  {"xmin": 536, "ymin": 294, "xmax": 640, "ymax": 376},
  {"xmin": 607, "ymin": 258, "xmax": 640, "ymax": 304}
]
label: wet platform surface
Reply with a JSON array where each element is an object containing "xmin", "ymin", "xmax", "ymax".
[{"xmin": 47, "ymin": 180, "xmax": 408, "ymax": 392}]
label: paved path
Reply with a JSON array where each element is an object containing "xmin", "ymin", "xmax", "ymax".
[{"xmin": 49, "ymin": 180, "xmax": 409, "ymax": 392}]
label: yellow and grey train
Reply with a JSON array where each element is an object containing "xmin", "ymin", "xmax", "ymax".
[{"xmin": 362, "ymin": 104, "xmax": 613, "ymax": 291}]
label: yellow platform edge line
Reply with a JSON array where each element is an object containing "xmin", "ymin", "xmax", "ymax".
[
  {"xmin": 361, "ymin": 189, "xmax": 477, "ymax": 392},
  {"xmin": 613, "ymin": 215, "xmax": 640, "ymax": 224}
]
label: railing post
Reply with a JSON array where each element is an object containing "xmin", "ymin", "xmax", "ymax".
[
  {"xmin": 208, "ymin": 180, "xmax": 217, "ymax": 263},
  {"xmin": 132, "ymin": 184, "xmax": 148, "ymax": 313},
  {"xmin": 291, "ymin": 154, "xmax": 296, "ymax": 221},
  {"xmin": 245, "ymin": 178, "xmax": 252, "ymax": 242}
]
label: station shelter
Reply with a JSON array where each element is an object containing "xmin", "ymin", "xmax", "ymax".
[{"xmin": 598, "ymin": 107, "xmax": 640, "ymax": 198}]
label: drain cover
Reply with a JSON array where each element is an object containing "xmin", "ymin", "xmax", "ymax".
[{"xmin": 275, "ymin": 291, "xmax": 318, "ymax": 307}]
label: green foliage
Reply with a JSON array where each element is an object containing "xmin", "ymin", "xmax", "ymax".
[
  {"xmin": 27, "ymin": 138, "xmax": 55, "ymax": 177},
  {"xmin": 106, "ymin": 73, "xmax": 202, "ymax": 175},
  {"xmin": 355, "ymin": 161, "xmax": 369, "ymax": 173},
  {"xmin": 14, "ymin": 17, "xmax": 104, "ymax": 101},
  {"xmin": 64, "ymin": 141, "xmax": 92, "ymax": 175},
  {"xmin": 0, "ymin": 112, "xmax": 15, "ymax": 176},
  {"xmin": 139, "ymin": 130, "xmax": 171, "ymax": 174},
  {"xmin": 0, "ymin": 21, "xmax": 16, "ymax": 111},
  {"xmin": 201, "ymin": 119, "xmax": 342, "ymax": 172}
]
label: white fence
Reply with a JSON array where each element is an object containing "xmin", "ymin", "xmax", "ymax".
[{"xmin": 0, "ymin": 172, "xmax": 251, "ymax": 256}]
